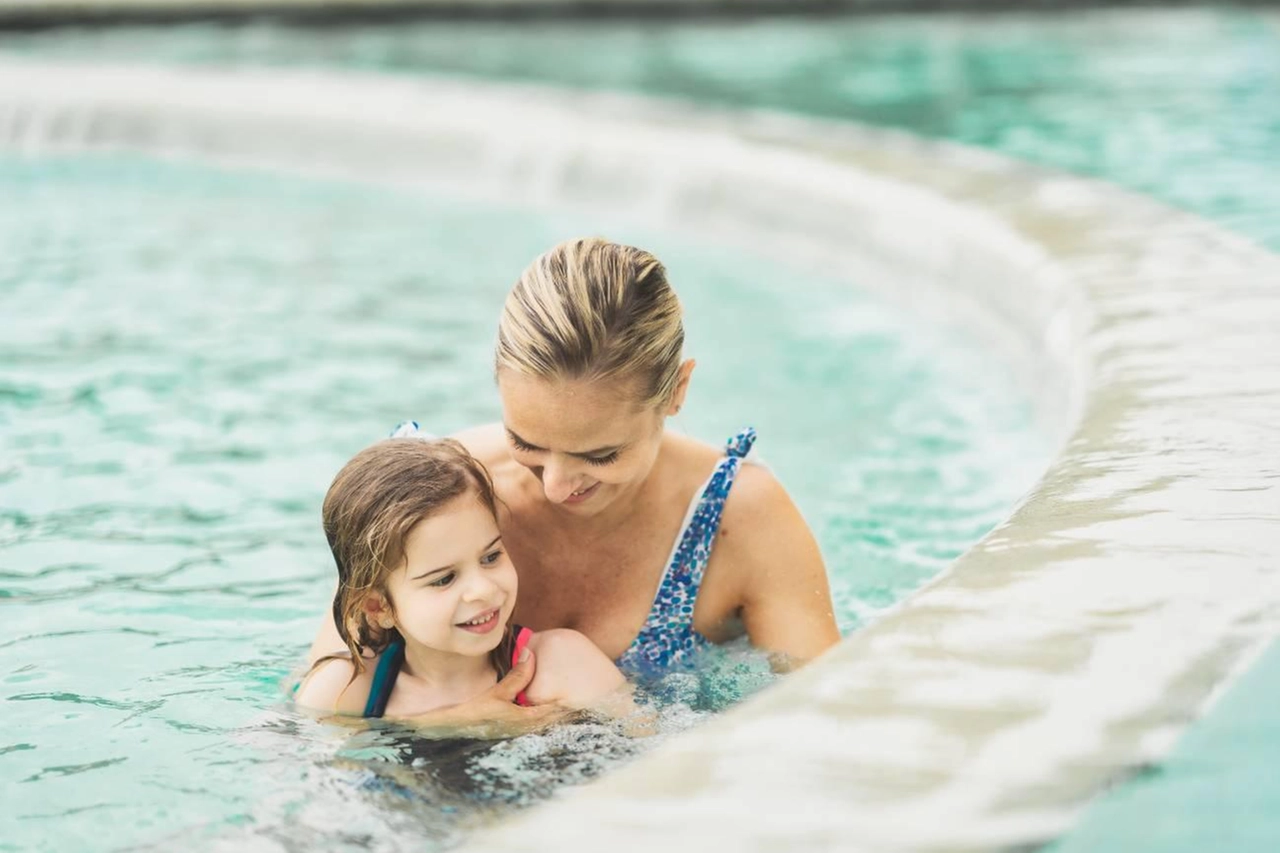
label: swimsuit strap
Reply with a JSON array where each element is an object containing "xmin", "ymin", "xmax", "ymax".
[
  {"xmin": 511, "ymin": 625, "xmax": 534, "ymax": 707},
  {"xmin": 725, "ymin": 426, "xmax": 757, "ymax": 460},
  {"xmin": 615, "ymin": 427, "xmax": 756, "ymax": 675},
  {"xmin": 672, "ymin": 428, "xmax": 756, "ymax": 603},
  {"xmin": 390, "ymin": 421, "xmax": 438, "ymax": 439},
  {"xmin": 363, "ymin": 638, "xmax": 405, "ymax": 719}
]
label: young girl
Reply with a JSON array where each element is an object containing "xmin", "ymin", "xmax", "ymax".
[{"xmin": 296, "ymin": 436, "xmax": 628, "ymax": 720}]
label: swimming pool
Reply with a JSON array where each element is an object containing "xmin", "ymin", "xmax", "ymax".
[
  {"xmin": 3, "ymin": 6, "xmax": 1278, "ymax": 851},
  {"xmin": 0, "ymin": 144, "xmax": 1042, "ymax": 850}
]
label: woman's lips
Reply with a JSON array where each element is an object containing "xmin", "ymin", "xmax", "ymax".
[
  {"xmin": 456, "ymin": 608, "xmax": 501, "ymax": 634},
  {"xmin": 563, "ymin": 482, "xmax": 600, "ymax": 505}
]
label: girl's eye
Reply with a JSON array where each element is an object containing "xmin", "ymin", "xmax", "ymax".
[
  {"xmin": 585, "ymin": 452, "xmax": 620, "ymax": 467},
  {"xmin": 480, "ymin": 549, "xmax": 505, "ymax": 567},
  {"xmin": 427, "ymin": 572, "xmax": 456, "ymax": 588}
]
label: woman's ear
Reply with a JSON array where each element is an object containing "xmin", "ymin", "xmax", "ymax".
[{"xmin": 666, "ymin": 359, "xmax": 696, "ymax": 416}]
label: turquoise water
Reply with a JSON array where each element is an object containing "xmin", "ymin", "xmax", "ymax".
[
  {"xmin": 0, "ymin": 153, "xmax": 1040, "ymax": 851},
  {"xmin": 5, "ymin": 7, "xmax": 1277, "ymax": 850}
]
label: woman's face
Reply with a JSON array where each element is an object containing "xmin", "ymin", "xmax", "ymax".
[{"xmin": 497, "ymin": 371, "xmax": 677, "ymax": 517}]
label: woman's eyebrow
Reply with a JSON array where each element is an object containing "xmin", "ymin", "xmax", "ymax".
[{"xmin": 505, "ymin": 427, "xmax": 622, "ymax": 458}]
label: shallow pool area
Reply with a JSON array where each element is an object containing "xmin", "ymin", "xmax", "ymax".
[{"xmin": 2, "ymin": 6, "xmax": 1280, "ymax": 852}]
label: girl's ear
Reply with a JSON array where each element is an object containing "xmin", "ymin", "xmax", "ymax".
[{"xmin": 362, "ymin": 593, "xmax": 395, "ymax": 630}]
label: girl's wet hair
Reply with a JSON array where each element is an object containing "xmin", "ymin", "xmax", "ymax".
[
  {"xmin": 496, "ymin": 237, "xmax": 685, "ymax": 408},
  {"xmin": 319, "ymin": 437, "xmax": 517, "ymax": 680}
]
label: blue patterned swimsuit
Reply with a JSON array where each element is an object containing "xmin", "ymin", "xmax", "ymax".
[
  {"xmin": 387, "ymin": 422, "xmax": 757, "ymax": 677},
  {"xmin": 615, "ymin": 427, "xmax": 757, "ymax": 676}
]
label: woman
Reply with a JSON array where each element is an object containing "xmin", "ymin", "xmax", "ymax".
[{"xmin": 310, "ymin": 237, "xmax": 839, "ymax": 727}]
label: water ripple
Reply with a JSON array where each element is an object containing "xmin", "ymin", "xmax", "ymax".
[{"xmin": 22, "ymin": 757, "xmax": 128, "ymax": 784}]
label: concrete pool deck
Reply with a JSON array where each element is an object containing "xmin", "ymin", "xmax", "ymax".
[{"xmin": 2, "ymin": 59, "xmax": 1278, "ymax": 851}]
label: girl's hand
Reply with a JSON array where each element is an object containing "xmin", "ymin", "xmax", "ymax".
[{"xmin": 401, "ymin": 649, "xmax": 571, "ymax": 739}]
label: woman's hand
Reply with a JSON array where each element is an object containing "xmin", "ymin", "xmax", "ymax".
[{"xmin": 400, "ymin": 649, "xmax": 572, "ymax": 739}]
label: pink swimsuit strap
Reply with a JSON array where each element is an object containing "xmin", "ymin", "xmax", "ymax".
[{"xmin": 511, "ymin": 626, "xmax": 534, "ymax": 706}]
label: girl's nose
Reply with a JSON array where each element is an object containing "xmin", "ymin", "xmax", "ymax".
[{"xmin": 461, "ymin": 568, "xmax": 498, "ymax": 601}]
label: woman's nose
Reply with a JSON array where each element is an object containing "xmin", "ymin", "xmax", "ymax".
[{"xmin": 540, "ymin": 459, "xmax": 582, "ymax": 504}]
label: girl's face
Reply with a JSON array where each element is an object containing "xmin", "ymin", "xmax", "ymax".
[
  {"xmin": 376, "ymin": 493, "xmax": 517, "ymax": 659},
  {"xmin": 497, "ymin": 369, "xmax": 686, "ymax": 517}
]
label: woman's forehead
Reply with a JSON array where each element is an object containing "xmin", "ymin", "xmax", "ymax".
[{"xmin": 499, "ymin": 374, "xmax": 651, "ymax": 449}]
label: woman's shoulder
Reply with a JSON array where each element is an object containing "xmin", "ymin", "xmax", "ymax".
[
  {"xmin": 451, "ymin": 423, "xmax": 539, "ymax": 509},
  {"xmin": 294, "ymin": 653, "xmax": 377, "ymax": 716},
  {"xmin": 671, "ymin": 428, "xmax": 797, "ymax": 554},
  {"xmin": 658, "ymin": 430, "xmax": 733, "ymax": 489},
  {"xmin": 661, "ymin": 429, "xmax": 776, "ymax": 501},
  {"xmin": 451, "ymin": 422, "xmax": 509, "ymax": 466}
]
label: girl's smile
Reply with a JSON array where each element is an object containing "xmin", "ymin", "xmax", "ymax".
[{"xmin": 456, "ymin": 607, "xmax": 502, "ymax": 634}]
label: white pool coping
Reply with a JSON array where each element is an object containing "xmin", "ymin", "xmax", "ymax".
[{"xmin": 3, "ymin": 59, "xmax": 1278, "ymax": 852}]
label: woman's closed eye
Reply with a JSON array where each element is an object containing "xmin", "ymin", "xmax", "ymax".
[
  {"xmin": 510, "ymin": 435, "xmax": 539, "ymax": 453},
  {"xmin": 426, "ymin": 571, "xmax": 456, "ymax": 588},
  {"xmin": 509, "ymin": 433, "xmax": 619, "ymax": 466}
]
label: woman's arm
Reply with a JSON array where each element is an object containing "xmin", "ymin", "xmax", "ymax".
[{"xmin": 718, "ymin": 465, "xmax": 841, "ymax": 669}]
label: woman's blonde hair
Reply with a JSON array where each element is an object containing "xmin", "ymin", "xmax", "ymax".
[
  {"xmin": 496, "ymin": 237, "xmax": 684, "ymax": 408},
  {"xmin": 319, "ymin": 438, "xmax": 517, "ymax": 679}
]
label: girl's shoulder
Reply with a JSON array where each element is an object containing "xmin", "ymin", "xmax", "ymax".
[
  {"xmin": 523, "ymin": 629, "xmax": 626, "ymax": 708},
  {"xmin": 294, "ymin": 652, "xmax": 378, "ymax": 717}
]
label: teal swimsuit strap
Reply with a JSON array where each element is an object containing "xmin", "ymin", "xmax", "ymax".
[{"xmin": 363, "ymin": 638, "xmax": 404, "ymax": 718}]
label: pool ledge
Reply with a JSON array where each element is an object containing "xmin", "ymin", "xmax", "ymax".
[{"xmin": 4, "ymin": 59, "xmax": 1278, "ymax": 852}]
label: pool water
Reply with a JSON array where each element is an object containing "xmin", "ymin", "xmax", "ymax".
[{"xmin": 0, "ymin": 153, "xmax": 1042, "ymax": 851}]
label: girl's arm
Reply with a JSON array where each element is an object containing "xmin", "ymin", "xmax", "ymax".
[
  {"xmin": 295, "ymin": 656, "xmax": 374, "ymax": 716},
  {"xmin": 718, "ymin": 464, "xmax": 841, "ymax": 670},
  {"xmin": 522, "ymin": 629, "xmax": 633, "ymax": 714}
]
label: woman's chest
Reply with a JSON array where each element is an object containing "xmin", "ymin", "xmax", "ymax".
[{"xmin": 507, "ymin": 535, "xmax": 667, "ymax": 659}]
